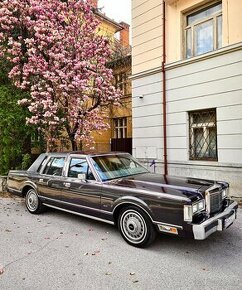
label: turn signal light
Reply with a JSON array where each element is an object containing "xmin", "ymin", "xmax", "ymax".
[{"xmin": 158, "ymin": 225, "xmax": 178, "ymax": 235}]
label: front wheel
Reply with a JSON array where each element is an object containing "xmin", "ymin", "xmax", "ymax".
[
  {"xmin": 118, "ymin": 206, "xmax": 156, "ymax": 248},
  {"xmin": 25, "ymin": 188, "xmax": 45, "ymax": 214}
]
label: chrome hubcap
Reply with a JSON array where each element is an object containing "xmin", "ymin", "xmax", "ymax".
[
  {"xmin": 26, "ymin": 190, "xmax": 38, "ymax": 211},
  {"xmin": 120, "ymin": 210, "xmax": 147, "ymax": 244}
]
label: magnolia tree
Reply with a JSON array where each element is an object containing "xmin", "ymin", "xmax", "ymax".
[{"xmin": 0, "ymin": 0, "xmax": 120, "ymax": 151}]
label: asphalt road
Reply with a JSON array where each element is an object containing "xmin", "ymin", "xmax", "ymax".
[{"xmin": 0, "ymin": 196, "xmax": 242, "ymax": 290}]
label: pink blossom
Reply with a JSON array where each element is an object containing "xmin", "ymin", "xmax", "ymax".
[{"xmin": 0, "ymin": 0, "xmax": 121, "ymax": 150}]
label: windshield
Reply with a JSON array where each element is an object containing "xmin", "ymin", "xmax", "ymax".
[{"xmin": 91, "ymin": 154, "xmax": 148, "ymax": 181}]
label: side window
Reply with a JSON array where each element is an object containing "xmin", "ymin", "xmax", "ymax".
[
  {"xmin": 43, "ymin": 157, "xmax": 65, "ymax": 176},
  {"xmin": 68, "ymin": 158, "xmax": 95, "ymax": 180}
]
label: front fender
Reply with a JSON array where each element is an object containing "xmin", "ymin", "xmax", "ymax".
[{"xmin": 112, "ymin": 196, "xmax": 155, "ymax": 222}]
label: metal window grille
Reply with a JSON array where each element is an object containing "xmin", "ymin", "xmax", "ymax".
[
  {"xmin": 113, "ymin": 117, "xmax": 127, "ymax": 139},
  {"xmin": 189, "ymin": 109, "xmax": 217, "ymax": 161},
  {"xmin": 185, "ymin": 1, "xmax": 222, "ymax": 59}
]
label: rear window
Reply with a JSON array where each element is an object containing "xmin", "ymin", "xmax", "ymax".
[{"xmin": 43, "ymin": 157, "xmax": 65, "ymax": 176}]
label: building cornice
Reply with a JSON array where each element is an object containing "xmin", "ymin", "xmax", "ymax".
[
  {"xmin": 131, "ymin": 42, "xmax": 242, "ymax": 80},
  {"xmin": 130, "ymin": 66, "xmax": 162, "ymax": 81},
  {"xmin": 93, "ymin": 9, "xmax": 124, "ymax": 32},
  {"xmin": 164, "ymin": 0, "xmax": 179, "ymax": 6}
]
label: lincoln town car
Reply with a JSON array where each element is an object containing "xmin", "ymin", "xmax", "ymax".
[{"xmin": 7, "ymin": 152, "xmax": 238, "ymax": 247}]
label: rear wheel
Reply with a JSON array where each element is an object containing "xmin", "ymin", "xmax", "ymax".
[
  {"xmin": 25, "ymin": 188, "xmax": 45, "ymax": 214},
  {"xmin": 118, "ymin": 206, "xmax": 156, "ymax": 248}
]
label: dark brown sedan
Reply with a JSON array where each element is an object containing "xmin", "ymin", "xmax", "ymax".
[{"xmin": 7, "ymin": 152, "xmax": 238, "ymax": 247}]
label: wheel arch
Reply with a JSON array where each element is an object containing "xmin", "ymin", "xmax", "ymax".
[
  {"xmin": 112, "ymin": 198, "xmax": 154, "ymax": 226},
  {"xmin": 21, "ymin": 182, "xmax": 37, "ymax": 197}
]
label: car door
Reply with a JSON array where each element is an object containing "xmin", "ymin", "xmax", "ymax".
[
  {"xmin": 59, "ymin": 155, "xmax": 102, "ymax": 215},
  {"xmin": 37, "ymin": 156, "xmax": 66, "ymax": 201}
]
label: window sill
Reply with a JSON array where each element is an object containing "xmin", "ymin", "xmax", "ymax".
[
  {"xmin": 166, "ymin": 41, "xmax": 242, "ymax": 71},
  {"xmin": 168, "ymin": 160, "xmax": 242, "ymax": 170}
]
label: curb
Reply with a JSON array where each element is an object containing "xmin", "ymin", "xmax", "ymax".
[{"xmin": 0, "ymin": 176, "xmax": 7, "ymax": 193}]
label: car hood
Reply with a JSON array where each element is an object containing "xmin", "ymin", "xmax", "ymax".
[{"xmin": 108, "ymin": 173, "xmax": 216, "ymax": 202}]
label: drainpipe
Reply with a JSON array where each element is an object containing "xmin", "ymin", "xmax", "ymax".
[{"xmin": 162, "ymin": 0, "xmax": 168, "ymax": 175}]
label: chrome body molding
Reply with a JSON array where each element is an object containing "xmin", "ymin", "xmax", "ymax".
[
  {"xmin": 8, "ymin": 187, "xmax": 22, "ymax": 195},
  {"xmin": 42, "ymin": 203, "xmax": 115, "ymax": 225},
  {"xmin": 39, "ymin": 196, "xmax": 112, "ymax": 215},
  {"xmin": 192, "ymin": 201, "xmax": 238, "ymax": 240}
]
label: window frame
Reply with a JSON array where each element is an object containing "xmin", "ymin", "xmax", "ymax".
[
  {"xmin": 41, "ymin": 156, "xmax": 66, "ymax": 176},
  {"xmin": 188, "ymin": 108, "xmax": 218, "ymax": 161},
  {"xmin": 114, "ymin": 72, "xmax": 130, "ymax": 96},
  {"xmin": 113, "ymin": 117, "xmax": 128, "ymax": 139},
  {"xmin": 183, "ymin": 1, "xmax": 222, "ymax": 59},
  {"xmin": 67, "ymin": 157, "xmax": 95, "ymax": 180},
  {"xmin": 37, "ymin": 156, "xmax": 48, "ymax": 173}
]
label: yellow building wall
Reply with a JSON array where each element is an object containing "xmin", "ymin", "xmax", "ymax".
[
  {"xmin": 97, "ymin": 20, "xmax": 118, "ymax": 39},
  {"xmin": 132, "ymin": 0, "xmax": 242, "ymax": 74},
  {"xmin": 82, "ymin": 17, "xmax": 132, "ymax": 152},
  {"xmin": 87, "ymin": 63, "xmax": 132, "ymax": 153},
  {"xmin": 223, "ymin": 0, "xmax": 242, "ymax": 46}
]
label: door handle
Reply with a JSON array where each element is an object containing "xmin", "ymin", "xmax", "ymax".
[
  {"xmin": 63, "ymin": 182, "xmax": 71, "ymax": 188},
  {"xmin": 39, "ymin": 179, "xmax": 44, "ymax": 183}
]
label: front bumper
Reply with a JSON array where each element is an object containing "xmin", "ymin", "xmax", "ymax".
[{"xmin": 192, "ymin": 200, "xmax": 238, "ymax": 240}]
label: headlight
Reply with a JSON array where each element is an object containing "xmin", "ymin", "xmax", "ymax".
[
  {"xmin": 184, "ymin": 200, "xmax": 205, "ymax": 222},
  {"xmin": 192, "ymin": 200, "xmax": 205, "ymax": 213}
]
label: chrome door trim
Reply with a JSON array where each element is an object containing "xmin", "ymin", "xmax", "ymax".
[
  {"xmin": 39, "ymin": 195, "xmax": 112, "ymax": 215},
  {"xmin": 42, "ymin": 203, "xmax": 115, "ymax": 225}
]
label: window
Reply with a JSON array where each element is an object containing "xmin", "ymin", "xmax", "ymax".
[
  {"xmin": 91, "ymin": 154, "xmax": 148, "ymax": 181},
  {"xmin": 43, "ymin": 157, "xmax": 65, "ymax": 176},
  {"xmin": 113, "ymin": 118, "xmax": 127, "ymax": 139},
  {"xmin": 68, "ymin": 158, "xmax": 94, "ymax": 180},
  {"xmin": 185, "ymin": 2, "xmax": 222, "ymax": 58},
  {"xmin": 189, "ymin": 109, "xmax": 217, "ymax": 160},
  {"xmin": 115, "ymin": 73, "xmax": 129, "ymax": 95}
]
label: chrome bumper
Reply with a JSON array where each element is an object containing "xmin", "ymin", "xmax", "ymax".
[{"xmin": 192, "ymin": 201, "xmax": 238, "ymax": 240}]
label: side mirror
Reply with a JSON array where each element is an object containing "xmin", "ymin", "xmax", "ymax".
[{"xmin": 77, "ymin": 173, "xmax": 86, "ymax": 181}]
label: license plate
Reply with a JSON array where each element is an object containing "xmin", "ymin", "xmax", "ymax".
[{"xmin": 224, "ymin": 212, "xmax": 236, "ymax": 229}]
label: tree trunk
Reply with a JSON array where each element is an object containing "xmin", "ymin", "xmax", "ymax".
[{"xmin": 70, "ymin": 138, "xmax": 78, "ymax": 151}]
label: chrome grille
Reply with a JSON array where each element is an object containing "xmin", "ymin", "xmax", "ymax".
[
  {"xmin": 206, "ymin": 185, "xmax": 224, "ymax": 215},
  {"xmin": 209, "ymin": 191, "xmax": 223, "ymax": 214}
]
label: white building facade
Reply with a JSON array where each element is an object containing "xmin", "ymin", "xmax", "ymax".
[{"xmin": 131, "ymin": 0, "xmax": 242, "ymax": 199}]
